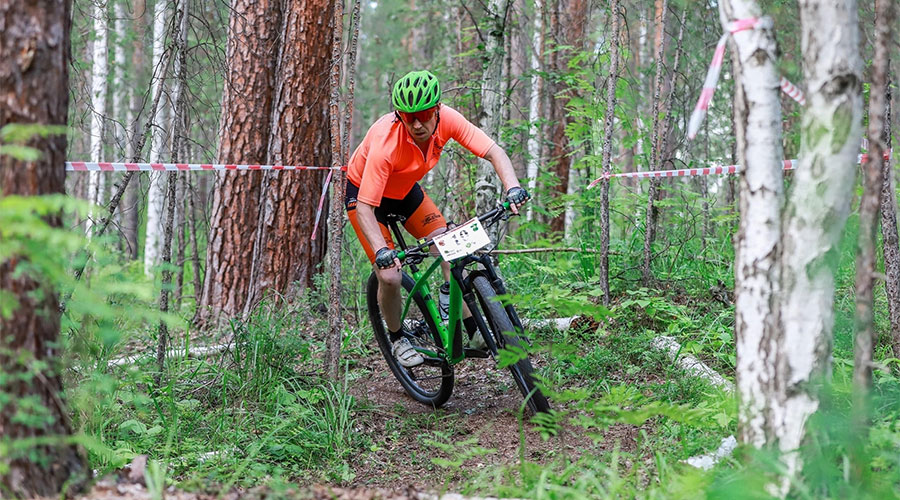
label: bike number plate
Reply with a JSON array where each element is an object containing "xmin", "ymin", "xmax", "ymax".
[{"xmin": 433, "ymin": 218, "xmax": 491, "ymax": 261}]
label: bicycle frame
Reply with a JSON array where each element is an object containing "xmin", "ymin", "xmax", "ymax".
[
  {"xmin": 388, "ymin": 209, "xmax": 528, "ymax": 365},
  {"xmin": 389, "ymin": 223, "xmax": 467, "ymax": 364}
]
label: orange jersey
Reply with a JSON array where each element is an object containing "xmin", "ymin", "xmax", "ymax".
[{"xmin": 347, "ymin": 105, "xmax": 495, "ymax": 206}]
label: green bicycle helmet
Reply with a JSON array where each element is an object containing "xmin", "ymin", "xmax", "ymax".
[{"xmin": 392, "ymin": 70, "xmax": 441, "ymax": 112}]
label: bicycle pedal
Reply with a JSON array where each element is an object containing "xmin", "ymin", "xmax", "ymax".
[{"xmin": 464, "ymin": 347, "xmax": 490, "ymax": 359}]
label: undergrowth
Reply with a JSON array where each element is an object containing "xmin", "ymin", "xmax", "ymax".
[{"xmin": 6, "ymin": 187, "xmax": 899, "ymax": 498}]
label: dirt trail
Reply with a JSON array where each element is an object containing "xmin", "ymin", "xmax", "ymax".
[{"xmin": 346, "ymin": 354, "xmax": 641, "ymax": 492}]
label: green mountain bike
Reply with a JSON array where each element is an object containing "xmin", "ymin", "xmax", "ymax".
[{"xmin": 366, "ymin": 202, "xmax": 550, "ymax": 415}]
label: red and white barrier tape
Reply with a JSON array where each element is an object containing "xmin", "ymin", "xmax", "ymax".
[
  {"xmin": 587, "ymin": 151, "xmax": 892, "ymax": 189},
  {"xmin": 687, "ymin": 17, "xmax": 805, "ymax": 140},
  {"xmin": 588, "ymin": 160, "xmax": 793, "ymax": 188},
  {"xmin": 66, "ymin": 162, "xmax": 346, "ymax": 172},
  {"xmin": 310, "ymin": 169, "xmax": 334, "ymax": 241},
  {"xmin": 779, "ymin": 77, "xmax": 806, "ymax": 106}
]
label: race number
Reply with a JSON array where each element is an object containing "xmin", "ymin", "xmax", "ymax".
[{"xmin": 433, "ymin": 218, "xmax": 492, "ymax": 261}]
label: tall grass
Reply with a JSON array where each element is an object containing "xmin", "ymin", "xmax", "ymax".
[{"xmin": 68, "ymin": 296, "xmax": 363, "ymax": 488}]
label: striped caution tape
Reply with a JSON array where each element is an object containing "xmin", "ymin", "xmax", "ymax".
[
  {"xmin": 687, "ymin": 17, "xmax": 805, "ymax": 140},
  {"xmin": 588, "ymin": 160, "xmax": 793, "ymax": 189},
  {"xmin": 66, "ymin": 162, "xmax": 346, "ymax": 171},
  {"xmin": 587, "ymin": 152, "xmax": 892, "ymax": 189},
  {"xmin": 779, "ymin": 77, "xmax": 806, "ymax": 106}
]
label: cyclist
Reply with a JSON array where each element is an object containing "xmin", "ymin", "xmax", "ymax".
[{"xmin": 345, "ymin": 69, "xmax": 529, "ymax": 368}]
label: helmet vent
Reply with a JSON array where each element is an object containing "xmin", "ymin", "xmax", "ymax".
[{"xmin": 392, "ymin": 70, "xmax": 441, "ymax": 113}]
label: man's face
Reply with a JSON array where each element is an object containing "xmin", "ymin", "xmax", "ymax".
[{"xmin": 399, "ymin": 105, "xmax": 439, "ymax": 143}]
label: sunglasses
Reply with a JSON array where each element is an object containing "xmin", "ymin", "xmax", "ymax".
[{"xmin": 397, "ymin": 105, "xmax": 438, "ymax": 124}]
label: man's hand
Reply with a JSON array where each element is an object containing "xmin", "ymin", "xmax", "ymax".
[
  {"xmin": 505, "ymin": 186, "xmax": 530, "ymax": 214},
  {"xmin": 375, "ymin": 246, "xmax": 400, "ymax": 269}
]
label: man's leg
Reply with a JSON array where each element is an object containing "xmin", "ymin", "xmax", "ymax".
[
  {"xmin": 346, "ymin": 182, "xmax": 423, "ymax": 367},
  {"xmin": 375, "ymin": 263, "xmax": 403, "ymax": 332}
]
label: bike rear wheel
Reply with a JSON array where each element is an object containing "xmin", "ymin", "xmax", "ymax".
[
  {"xmin": 367, "ymin": 272, "xmax": 454, "ymax": 407},
  {"xmin": 471, "ymin": 275, "xmax": 550, "ymax": 415}
]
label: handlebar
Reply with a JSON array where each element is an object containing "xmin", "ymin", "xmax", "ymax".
[{"xmin": 396, "ymin": 201, "xmax": 512, "ymax": 261}]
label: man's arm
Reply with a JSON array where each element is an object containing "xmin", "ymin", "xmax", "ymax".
[{"xmin": 483, "ymin": 144, "xmax": 525, "ymax": 214}]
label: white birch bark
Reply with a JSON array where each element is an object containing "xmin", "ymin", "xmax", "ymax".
[
  {"xmin": 475, "ymin": 0, "xmax": 512, "ymax": 226},
  {"xmin": 775, "ymin": 0, "xmax": 863, "ymax": 484},
  {"xmin": 110, "ymin": 1, "xmax": 129, "ymax": 235},
  {"xmin": 718, "ymin": 0, "xmax": 784, "ymax": 449},
  {"xmin": 525, "ymin": 0, "xmax": 543, "ymax": 222},
  {"xmin": 144, "ymin": 0, "xmax": 170, "ymax": 277},
  {"xmin": 563, "ymin": 165, "xmax": 577, "ymax": 238},
  {"xmin": 113, "ymin": 0, "xmax": 130, "ymax": 159},
  {"xmin": 87, "ymin": 0, "xmax": 109, "ymax": 235}
]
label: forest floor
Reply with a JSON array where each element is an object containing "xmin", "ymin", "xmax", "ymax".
[
  {"xmin": 67, "ymin": 333, "xmax": 663, "ymax": 500},
  {"xmin": 345, "ymin": 354, "xmax": 644, "ymax": 490}
]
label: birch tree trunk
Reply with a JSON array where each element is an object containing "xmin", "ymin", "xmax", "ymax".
[
  {"xmin": 144, "ymin": 0, "xmax": 169, "ymax": 277},
  {"xmin": 0, "ymin": 0, "xmax": 89, "ymax": 493},
  {"xmin": 719, "ymin": 0, "xmax": 784, "ymax": 448},
  {"xmin": 113, "ymin": 0, "xmax": 129, "ymax": 159},
  {"xmin": 854, "ymin": 0, "xmax": 893, "ymax": 394},
  {"xmin": 524, "ymin": 0, "xmax": 544, "ymax": 222},
  {"xmin": 776, "ymin": 0, "xmax": 863, "ymax": 485},
  {"xmin": 599, "ymin": 0, "xmax": 621, "ymax": 306},
  {"xmin": 475, "ymin": 0, "xmax": 513, "ymax": 235},
  {"xmin": 87, "ymin": 0, "xmax": 109, "ymax": 235}
]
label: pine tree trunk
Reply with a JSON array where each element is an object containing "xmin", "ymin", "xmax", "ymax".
[
  {"xmin": 188, "ymin": 175, "xmax": 204, "ymax": 308},
  {"xmin": 122, "ymin": 0, "xmax": 146, "ymax": 260},
  {"xmin": 719, "ymin": 0, "xmax": 784, "ymax": 449},
  {"xmin": 173, "ymin": 173, "xmax": 187, "ymax": 311},
  {"xmin": 640, "ymin": 0, "xmax": 667, "ymax": 285},
  {"xmin": 855, "ymin": 0, "xmax": 893, "ymax": 392},
  {"xmin": 879, "ymin": 77, "xmax": 900, "ymax": 357},
  {"xmin": 169, "ymin": 0, "xmax": 189, "ymax": 312},
  {"xmin": 155, "ymin": 172, "xmax": 178, "ymax": 385},
  {"xmin": 196, "ymin": 0, "xmax": 282, "ymax": 328},
  {"xmin": 546, "ymin": 0, "xmax": 586, "ymax": 234},
  {"xmin": 882, "ymin": 88, "xmax": 900, "ymax": 358},
  {"xmin": 129, "ymin": 0, "xmax": 147, "ymax": 158},
  {"xmin": 325, "ymin": 0, "xmax": 352, "ymax": 380},
  {"xmin": 599, "ymin": 0, "xmax": 621, "ymax": 307},
  {"xmin": 242, "ymin": 0, "xmax": 334, "ymax": 312},
  {"xmin": 776, "ymin": 0, "xmax": 863, "ymax": 486},
  {"xmin": 0, "ymin": 0, "xmax": 89, "ymax": 494},
  {"xmin": 123, "ymin": 171, "xmax": 140, "ymax": 259},
  {"xmin": 155, "ymin": 0, "xmax": 189, "ymax": 381}
]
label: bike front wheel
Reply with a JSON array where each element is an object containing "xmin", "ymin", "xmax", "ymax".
[
  {"xmin": 471, "ymin": 274, "xmax": 550, "ymax": 415},
  {"xmin": 367, "ymin": 272, "xmax": 454, "ymax": 408}
]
